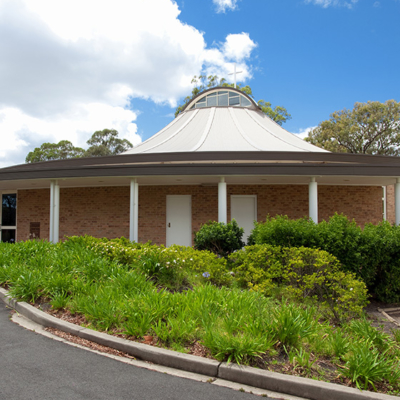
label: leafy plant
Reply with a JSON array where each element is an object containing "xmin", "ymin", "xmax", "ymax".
[
  {"xmin": 194, "ymin": 220, "xmax": 245, "ymax": 258},
  {"xmin": 342, "ymin": 340, "xmax": 394, "ymax": 391},
  {"xmin": 272, "ymin": 301, "xmax": 317, "ymax": 348}
]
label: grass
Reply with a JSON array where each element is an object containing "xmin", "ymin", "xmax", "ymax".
[{"xmin": 0, "ymin": 238, "xmax": 399, "ymax": 395}]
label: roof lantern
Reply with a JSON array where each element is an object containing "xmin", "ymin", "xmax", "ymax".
[{"xmin": 183, "ymin": 87, "xmax": 261, "ymax": 113}]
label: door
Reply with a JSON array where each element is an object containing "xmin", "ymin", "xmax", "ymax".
[
  {"xmin": 166, "ymin": 195, "xmax": 192, "ymax": 247},
  {"xmin": 231, "ymin": 195, "xmax": 257, "ymax": 243},
  {"xmin": 0, "ymin": 193, "xmax": 17, "ymax": 243}
]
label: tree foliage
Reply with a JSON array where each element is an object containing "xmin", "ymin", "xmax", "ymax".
[
  {"xmin": 85, "ymin": 129, "xmax": 133, "ymax": 157},
  {"xmin": 25, "ymin": 129, "xmax": 133, "ymax": 163},
  {"xmin": 25, "ymin": 140, "xmax": 85, "ymax": 163},
  {"xmin": 305, "ymin": 100, "xmax": 400, "ymax": 155},
  {"xmin": 175, "ymin": 75, "xmax": 291, "ymax": 125}
]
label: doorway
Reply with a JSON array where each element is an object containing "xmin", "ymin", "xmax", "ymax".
[
  {"xmin": 231, "ymin": 195, "xmax": 257, "ymax": 243},
  {"xmin": 166, "ymin": 195, "xmax": 192, "ymax": 247}
]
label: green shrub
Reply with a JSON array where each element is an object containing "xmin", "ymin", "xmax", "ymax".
[
  {"xmin": 249, "ymin": 214, "xmax": 400, "ymax": 302},
  {"xmin": 194, "ymin": 220, "xmax": 245, "ymax": 258},
  {"xmin": 229, "ymin": 245, "xmax": 368, "ymax": 322}
]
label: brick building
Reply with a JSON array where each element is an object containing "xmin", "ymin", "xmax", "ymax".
[{"xmin": 0, "ymin": 87, "xmax": 399, "ymax": 245}]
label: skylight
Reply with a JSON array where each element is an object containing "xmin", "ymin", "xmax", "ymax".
[{"xmin": 190, "ymin": 90, "xmax": 253, "ymax": 109}]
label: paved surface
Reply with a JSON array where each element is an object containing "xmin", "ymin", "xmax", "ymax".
[{"xmin": 0, "ymin": 302, "xmax": 265, "ymax": 400}]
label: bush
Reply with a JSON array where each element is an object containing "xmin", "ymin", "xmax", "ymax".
[
  {"xmin": 249, "ymin": 214, "xmax": 400, "ymax": 303},
  {"xmin": 194, "ymin": 220, "xmax": 245, "ymax": 258},
  {"xmin": 229, "ymin": 244, "xmax": 368, "ymax": 322}
]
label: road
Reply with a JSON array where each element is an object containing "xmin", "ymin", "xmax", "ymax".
[{"xmin": 0, "ymin": 301, "xmax": 263, "ymax": 400}]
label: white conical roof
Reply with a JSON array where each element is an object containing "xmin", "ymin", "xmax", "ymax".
[{"xmin": 124, "ymin": 88, "xmax": 327, "ymax": 154}]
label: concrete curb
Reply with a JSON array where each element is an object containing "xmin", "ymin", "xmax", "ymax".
[{"xmin": 0, "ymin": 287, "xmax": 398, "ymax": 400}]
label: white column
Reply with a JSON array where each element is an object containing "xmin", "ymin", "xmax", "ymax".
[
  {"xmin": 309, "ymin": 177, "xmax": 318, "ymax": 223},
  {"xmin": 49, "ymin": 180, "xmax": 55, "ymax": 242},
  {"xmin": 130, "ymin": 178, "xmax": 139, "ymax": 242},
  {"xmin": 218, "ymin": 177, "xmax": 227, "ymax": 224},
  {"xmin": 53, "ymin": 180, "xmax": 60, "ymax": 243},
  {"xmin": 382, "ymin": 186, "xmax": 387, "ymax": 221},
  {"xmin": 395, "ymin": 178, "xmax": 400, "ymax": 225}
]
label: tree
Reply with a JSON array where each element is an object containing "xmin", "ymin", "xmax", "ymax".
[
  {"xmin": 175, "ymin": 75, "xmax": 291, "ymax": 125},
  {"xmin": 305, "ymin": 100, "xmax": 400, "ymax": 155},
  {"xmin": 85, "ymin": 129, "xmax": 133, "ymax": 157},
  {"xmin": 25, "ymin": 140, "xmax": 85, "ymax": 163},
  {"xmin": 25, "ymin": 129, "xmax": 133, "ymax": 163}
]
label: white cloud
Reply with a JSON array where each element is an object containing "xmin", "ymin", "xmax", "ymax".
[
  {"xmin": 0, "ymin": 0, "xmax": 257, "ymax": 167},
  {"xmin": 0, "ymin": 104, "xmax": 139, "ymax": 168},
  {"xmin": 222, "ymin": 33, "xmax": 257, "ymax": 61},
  {"xmin": 304, "ymin": 0, "xmax": 359, "ymax": 9},
  {"xmin": 213, "ymin": 0, "xmax": 240, "ymax": 13},
  {"xmin": 202, "ymin": 33, "xmax": 257, "ymax": 84},
  {"xmin": 292, "ymin": 126, "xmax": 317, "ymax": 139}
]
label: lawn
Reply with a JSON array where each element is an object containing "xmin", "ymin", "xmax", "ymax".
[{"xmin": 0, "ymin": 236, "xmax": 399, "ymax": 396}]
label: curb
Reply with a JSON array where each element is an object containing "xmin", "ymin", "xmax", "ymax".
[{"xmin": 0, "ymin": 287, "xmax": 397, "ymax": 400}]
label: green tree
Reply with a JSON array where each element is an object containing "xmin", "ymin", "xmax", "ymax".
[
  {"xmin": 305, "ymin": 100, "xmax": 400, "ymax": 155},
  {"xmin": 85, "ymin": 129, "xmax": 133, "ymax": 157},
  {"xmin": 175, "ymin": 75, "xmax": 291, "ymax": 125},
  {"xmin": 25, "ymin": 129, "xmax": 133, "ymax": 163},
  {"xmin": 25, "ymin": 140, "xmax": 85, "ymax": 163}
]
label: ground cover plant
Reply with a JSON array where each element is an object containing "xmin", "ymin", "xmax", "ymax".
[{"xmin": 0, "ymin": 237, "xmax": 399, "ymax": 395}]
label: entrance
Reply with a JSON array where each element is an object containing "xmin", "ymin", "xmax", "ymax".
[
  {"xmin": 0, "ymin": 193, "xmax": 17, "ymax": 243},
  {"xmin": 231, "ymin": 195, "xmax": 257, "ymax": 243},
  {"xmin": 166, "ymin": 195, "xmax": 192, "ymax": 247}
]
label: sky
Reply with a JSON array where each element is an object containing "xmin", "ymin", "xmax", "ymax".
[{"xmin": 0, "ymin": 0, "xmax": 399, "ymax": 168}]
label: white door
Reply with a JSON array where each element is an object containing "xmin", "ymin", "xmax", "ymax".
[
  {"xmin": 166, "ymin": 195, "xmax": 192, "ymax": 247},
  {"xmin": 231, "ymin": 195, "xmax": 257, "ymax": 243}
]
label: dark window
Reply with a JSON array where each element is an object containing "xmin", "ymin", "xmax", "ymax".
[
  {"xmin": 2, "ymin": 194, "xmax": 16, "ymax": 226},
  {"xmin": 1, "ymin": 229, "xmax": 15, "ymax": 243}
]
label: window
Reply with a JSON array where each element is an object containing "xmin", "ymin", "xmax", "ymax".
[
  {"xmin": 1, "ymin": 193, "xmax": 17, "ymax": 243},
  {"xmin": 190, "ymin": 90, "xmax": 253, "ymax": 109}
]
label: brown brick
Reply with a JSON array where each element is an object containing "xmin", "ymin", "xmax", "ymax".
[{"xmin": 16, "ymin": 184, "xmax": 384, "ymax": 245}]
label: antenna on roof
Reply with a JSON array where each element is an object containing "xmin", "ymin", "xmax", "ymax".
[{"xmin": 228, "ymin": 63, "xmax": 243, "ymax": 88}]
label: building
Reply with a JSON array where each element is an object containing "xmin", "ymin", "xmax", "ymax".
[{"xmin": 0, "ymin": 87, "xmax": 399, "ymax": 245}]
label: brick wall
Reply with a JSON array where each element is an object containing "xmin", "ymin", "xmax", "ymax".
[
  {"xmin": 17, "ymin": 189, "xmax": 50, "ymax": 241},
  {"xmin": 16, "ymin": 184, "xmax": 384, "ymax": 244},
  {"xmin": 319, "ymin": 186, "xmax": 383, "ymax": 227}
]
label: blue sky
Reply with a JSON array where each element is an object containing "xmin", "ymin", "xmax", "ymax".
[
  {"xmin": 133, "ymin": 0, "xmax": 400, "ymax": 140},
  {"xmin": 0, "ymin": 0, "xmax": 399, "ymax": 167}
]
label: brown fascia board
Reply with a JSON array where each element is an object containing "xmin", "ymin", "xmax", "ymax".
[
  {"xmin": 1, "ymin": 152, "xmax": 400, "ymax": 181},
  {"xmin": 1, "ymin": 162, "xmax": 400, "ymax": 181},
  {"xmin": 4, "ymin": 151, "xmax": 400, "ymax": 170}
]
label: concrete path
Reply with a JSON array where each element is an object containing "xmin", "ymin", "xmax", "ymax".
[{"xmin": 0, "ymin": 301, "xmax": 295, "ymax": 400}]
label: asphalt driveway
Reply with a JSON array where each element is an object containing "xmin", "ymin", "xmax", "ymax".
[{"xmin": 0, "ymin": 301, "xmax": 257, "ymax": 400}]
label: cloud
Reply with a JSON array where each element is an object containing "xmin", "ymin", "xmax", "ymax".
[
  {"xmin": 292, "ymin": 126, "xmax": 317, "ymax": 140},
  {"xmin": 304, "ymin": 0, "xmax": 359, "ymax": 9},
  {"xmin": 0, "ymin": 0, "xmax": 257, "ymax": 167},
  {"xmin": 0, "ymin": 104, "xmax": 139, "ymax": 168},
  {"xmin": 213, "ymin": 0, "xmax": 240, "ymax": 13},
  {"xmin": 202, "ymin": 33, "xmax": 257, "ymax": 83}
]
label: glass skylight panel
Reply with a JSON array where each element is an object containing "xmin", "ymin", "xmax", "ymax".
[
  {"xmin": 241, "ymin": 96, "xmax": 252, "ymax": 107},
  {"xmin": 218, "ymin": 93, "xmax": 228, "ymax": 106},
  {"xmin": 207, "ymin": 95, "xmax": 217, "ymax": 106},
  {"xmin": 229, "ymin": 96, "xmax": 240, "ymax": 106},
  {"xmin": 195, "ymin": 98, "xmax": 206, "ymax": 108},
  {"xmin": 190, "ymin": 90, "xmax": 253, "ymax": 109}
]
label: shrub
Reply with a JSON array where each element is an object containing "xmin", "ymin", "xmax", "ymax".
[
  {"xmin": 229, "ymin": 244, "xmax": 368, "ymax": 322},
  {"xmin": 194, "ymin": 220, "xmax": 245, "ymax": 258},
  {"xmin": 249, "ymin": 214, "xmax": 400, "ymax": 302}
]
